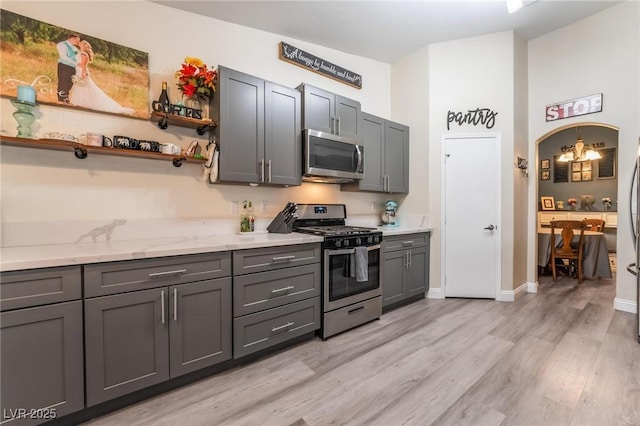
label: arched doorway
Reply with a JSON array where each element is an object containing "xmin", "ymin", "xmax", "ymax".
[{"xmin": 535, "ymin": 122, "xmax": 619, "ymax": 285}]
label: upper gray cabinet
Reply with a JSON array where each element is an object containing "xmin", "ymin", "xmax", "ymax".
[
  {"xmin": 298, "ymin": 83, "xmax": 361, "ymax": 139},
  {"xmin": 342, "ymin": 112, "xmax": 410, "ymax": 194},
  {"xmin": 213, "ymin": 66, "xmax": 301, "ymax": 186}
]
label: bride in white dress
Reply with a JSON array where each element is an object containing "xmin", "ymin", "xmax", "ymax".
[{"xmin": 69, "ymin": 40, "xmax": 134, "ymax": 114}]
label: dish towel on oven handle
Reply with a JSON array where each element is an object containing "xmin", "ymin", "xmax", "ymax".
[{"xmin": 354, "ymin": 246, "xmax": 369, "ymax": 282}]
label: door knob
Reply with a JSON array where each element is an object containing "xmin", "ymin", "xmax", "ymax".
[{"xmin": 483, "ymin": 225, "xmax": 495, "ymax": 230}]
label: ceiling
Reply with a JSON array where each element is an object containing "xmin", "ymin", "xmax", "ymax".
[{"xmin": 152, "ymin": 0, "xmax": 621, "ymax": 63}]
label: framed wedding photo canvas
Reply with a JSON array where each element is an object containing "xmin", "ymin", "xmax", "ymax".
[
  {"xmin": 0, "ymin": 9, "xmax": 149, "ymax": 119},
  {"xmin": 541, "ymin": 196, "xmax": 555, "ymax": 211}
]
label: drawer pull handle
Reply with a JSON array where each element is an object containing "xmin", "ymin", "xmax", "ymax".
[
  {"xmin": 272, "ymin": 255, "xmax": 295, "ymax": 263},
  {"xmin": 348, "ymin": 306, "xmax": 365, "ymax": 315},
  {"xmin": 149, "ymin": 269, "xmax": 187, "ymax": 278},
  {"xmin": 402, "ymin": 241, "xmax": 414, "ymax": 246},
  {"xmin": 271, "ymin": 321, "xmax": 294, "ymax": 333},
  {"xmin": 271, "ymin": 285, "xmax": 295, "ymax": 294}
]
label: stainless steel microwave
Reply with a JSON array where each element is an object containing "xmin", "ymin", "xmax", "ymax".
[{"xmin": 303, "ymin": 129, "xmax": 364, "ymax": 183}]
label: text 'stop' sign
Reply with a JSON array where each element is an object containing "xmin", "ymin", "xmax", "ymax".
[
  {"xmin": 279, "ymin": 42, "xmax": 362, "ymax": 89},
  {"xmin": 546, "ymin": 93, "xmax": 603, "ymax": 122}
]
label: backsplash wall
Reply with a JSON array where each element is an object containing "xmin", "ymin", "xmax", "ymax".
[{"xmin": 0, "ymin": 1, "xmax": 400, "ymax": 236}]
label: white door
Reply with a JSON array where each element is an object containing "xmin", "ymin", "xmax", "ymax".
[{"xmin": 443, "ymin": 134, "xmax": 500, "ymax": 298}]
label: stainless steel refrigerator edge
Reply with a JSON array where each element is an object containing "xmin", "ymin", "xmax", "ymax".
[{"xmin": 627, "ymin": 139, "xmax": 640, "ymax": 343}]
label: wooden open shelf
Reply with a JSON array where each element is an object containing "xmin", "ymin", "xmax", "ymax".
[
  {"xmin": 0, "ymin": 135, "xmax": 206, "ymax": 167},
  {"xmin": 149, "ymin": 111, "xmax": 216, "ymax": 135}
]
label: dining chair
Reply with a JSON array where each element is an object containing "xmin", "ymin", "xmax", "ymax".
[
  {"xmin": 549, "ymin": 220, "xmax": 586, "ymax": 284},
  {"xmin": 583, "ymin": 218, "xmax": 606, "ymax": 231}
]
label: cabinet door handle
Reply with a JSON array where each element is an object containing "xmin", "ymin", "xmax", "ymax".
[
  {"xmin": 173, "ymin": 288, "xmax": 178, "ymax": 321},
  {"xmin": 271, "ymin": 285, "xmax": 295, "ymax": 294},
  {"xmin": 337, "ymin": 116, "xmax": 341, "ymax": 135},
  {"xmin": 261, "ymin": 158, "xmax": 265, "ymax": 182},
  {"xmin": 149, "ymin": 269, "xmax": 187, "ymax": 278},
  {"xmin": 268, "ymin": 159, "xmax": 272, "ymax": 182},
  {"xmin": 331, "ymin": 117, "xmax": 335, "ymax": 134},
  {"xmin": 409, "ymin": 250, "xmax": 412, "ymax": 268},
  {"xmin": 271, "ymin": 321, "xmax": 294, "ymax": 333},
  {"xmin": 161, "ymin": 290, "xmax": 165, "ymax": 324},
  {"xmin": 272, "ymin": 255, "xmax": 295, "ymax": 263},
  {"xmin": 405, "ymin": 251, "xmax": 409, "ymax": 268}
]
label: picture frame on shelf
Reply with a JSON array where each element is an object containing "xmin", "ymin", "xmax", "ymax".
[
  {"xmin": 541, "ymin": 196, "xmax": 555, "ymax": 211},
  {"xmin": 541, "ymin": 159, "xmax": 550, "ymax": 170},
  {"xmin": 572, "ymin": 171, "xmax": 582, "ymax": 182},
  {"xmin": 541, "ymin": 170, "xmax": 550, "ymax": 181}
]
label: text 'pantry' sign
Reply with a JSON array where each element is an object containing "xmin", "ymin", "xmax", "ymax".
[
  {"xmin": 545, "ymin": 93, "xmax": 603, "ymax": 122},
  {"xmin": 279, "ymin": 41, "xmax": 362, "ymax": 89}
]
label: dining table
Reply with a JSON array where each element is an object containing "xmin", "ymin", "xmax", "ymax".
[{"xmin": 538, "ymin": 227, "xmax": 613, "ymax": 279}]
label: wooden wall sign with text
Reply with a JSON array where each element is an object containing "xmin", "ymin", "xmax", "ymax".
[
  {"xmin": 545, "ymin": 93, "xmax": 603, "ymax": 122},
  {"xmin": 279, "ymin": 41, "xmax": 362, "ymax": 89}
]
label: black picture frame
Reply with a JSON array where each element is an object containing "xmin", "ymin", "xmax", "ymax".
[
  {"xmin": 541, "ymin": 170, "xmax": 550, "ymax": 181},
  {"xmin": 541, "ymin": 159, "xmax": 550, "ymax": 170}
]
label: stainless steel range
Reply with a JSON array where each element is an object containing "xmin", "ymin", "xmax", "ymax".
[{"xmin": 294, "ymin": 204, "xmax": 382, "ymax": 339}]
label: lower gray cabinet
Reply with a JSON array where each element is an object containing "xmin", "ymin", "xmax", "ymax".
[
  {"xmin": 382, "ymin": 233, "xmax": 430, "ymax": 308},
  {"xmin": 85, "ymin": 278, "xmax": 231, "ymax": 406},
  {"xmin": 1, "ymin": 301, "xmax": 84, "ymax": 425},
  {"xmin": 232, "ymin": 244, "xmax": 321, "ymax": 358}
]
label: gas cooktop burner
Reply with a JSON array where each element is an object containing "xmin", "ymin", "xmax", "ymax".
[{"xmin": 295, "ymin": 225, "xmax": 377, "ymax": 237}]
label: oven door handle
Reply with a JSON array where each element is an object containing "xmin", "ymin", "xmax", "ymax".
[{"xmin": 327, "ymin": 248, "xmax": 356, "ymax": 256}]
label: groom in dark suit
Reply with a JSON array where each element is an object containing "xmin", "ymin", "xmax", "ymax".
[{"xmin": 56, "ymin": 33, "xmax": 80, "ymax": 103}]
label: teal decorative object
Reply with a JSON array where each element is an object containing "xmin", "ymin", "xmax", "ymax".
[{"xmin": 10, "ymin": 100, "xmax": 37, "ymax": 138}]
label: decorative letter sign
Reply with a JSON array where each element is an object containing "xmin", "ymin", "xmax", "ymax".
[
  {"xmin": 446, "ymin": 108, "xmax": 498, "ymax": 130},
  {"xmin": 279, "ymin": 41, "xmax": 362, "ymax": 89},
  {"xmin": 545, "ymin": 93, "xmax": 603, "ymax": 122}
]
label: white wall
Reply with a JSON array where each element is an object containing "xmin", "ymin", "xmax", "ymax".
[
  {"xmin": 422, "ymin": 31, "xmax": 517, "ymax": 294},
  {"xmin": 0, "ymin": 1, "xmax": 393, "ymax": 237},
  {"xmin": 528, "ymin": 1, "xmax": 639, "ymax": 306}
]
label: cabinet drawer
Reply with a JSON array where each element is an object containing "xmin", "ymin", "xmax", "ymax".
[
  {"xmin": 383, "ymin": 233, "xmax": 429, "ymax": 252},
  {"xmin": 233, "ymin": 297, "xmax": 320, "ymax": 358},
  {"xmin": 234, "ymin": 263, "xmax": 321, "ymax": 317},
  {"xmin": 233, "ymin": 243, "xmax": 321, "ymax": 275},
  {"xmin": 84, "ymin": 252, "xmax": 231, "ymax": 298},
  {"xmin": 0, "ymin": 266, "xmax": 81, "ymax": 311}
]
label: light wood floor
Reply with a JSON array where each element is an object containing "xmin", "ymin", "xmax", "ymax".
[{"xmin": 88, "ymin": 274, "xmax": 639, "ymax": 426}]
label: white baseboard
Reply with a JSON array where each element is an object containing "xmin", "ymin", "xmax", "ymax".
[
  {"xmin": 496, "ymin": 282, "xmax": 528, "ymax": 302},
  {"xmin": 614, "ymin": 297, "xmax": 638, "ymax": 314},
  {"xmin": 527, "ymin": 281, "xmax": 538, "ymax": 294},
  {"xmin": 427, "ymin": 287, "xmax": 444, "ymax": 299}
]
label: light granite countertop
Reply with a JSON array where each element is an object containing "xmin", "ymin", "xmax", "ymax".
[{"xmin": 0, "ymin": 233, "xmax": 324, "ymax": 272}]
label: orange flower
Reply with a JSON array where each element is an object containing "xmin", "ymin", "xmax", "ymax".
[{"xmin": 175, "ymin": 57, "xmax": 217, "ymax": 101}]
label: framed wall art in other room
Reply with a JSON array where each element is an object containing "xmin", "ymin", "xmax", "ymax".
[
  {"xmin": 0, "ymin": 9, "xmax": 149, "ymax": 119},
  {"xmin": 541, "ymin": 196, "xmax": 555, "ymax": 211},
  {"xmin": 582, "ymin": 170, "xmax": 592, "ymax": 181},
  {"xmin": 541, "ymin": 159, "xmax": 550, "ymax": 170},
  {"xmin": 572, "ymin": 171, "xmax": 582, "ymax": 182},
  {"xmin": 541, "ymin": 170, "xmax": 550, "ymax": 181}
]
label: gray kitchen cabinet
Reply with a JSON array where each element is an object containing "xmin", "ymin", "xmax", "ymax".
[
  {"xmin": 298, "ymin": 83, "xmax": 361, "ymax": 139},
  {"xmin": 85, "ymin": 287, "xmax": 169, "ymax": 406},
  {"xmin": 1, "ymin": 267, "xmax": 84, "ymax": 425},
  {"xmin": 169, "ymin": 279, "xmax": 232, "ymax": 377},
  {"xmin": 84, "ymin": 253, "xmax": 232, "ymax": 406},
  {"xmin": 342, "ymin": 112, "xmax": 409, "ymax": 194},
  {"xmin": 382, "ymin": 233, "xmax": 430, "ymax": 309},
  {"xmin": 213, "ymin": 66, "xmax": 301, "ymax": 185},
  {"xmin": 1, "ymin": 301, "xmax": 84, "ymax": 425},
  {"xmin": 232, "ymin": 243, "xmax": 321, "ymax": 358}
]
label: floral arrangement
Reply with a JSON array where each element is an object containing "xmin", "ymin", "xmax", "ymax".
[
  {"xmin": 175, "ymin": 57, "xmax": 217, "ymax": 101},
  {"xmin": 602, "ymin": 197, "xmax": 612, "ymax": 209},
  {"xmin": 568, "ymin": 198, "xmax": 577, "ymax": 206}
]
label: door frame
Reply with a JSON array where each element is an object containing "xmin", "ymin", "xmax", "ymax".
[{"xmin": 440, "ymin": 132, "xmax": 502, "ymax": 299}]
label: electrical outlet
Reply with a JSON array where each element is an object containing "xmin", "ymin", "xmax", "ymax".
[
  {"xmin": 260, "ymin": 201, "xmax": 267, "ymax": 213},
  {"xmin": 230, "ymin": 201, "xmax": 239, "ymax": 215},
  {"xmin": 371, "ymin": 202, "xmax": 377, "ymax": 212}
]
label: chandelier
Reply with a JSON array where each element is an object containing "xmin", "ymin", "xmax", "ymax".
[{"xmin": 557, "ymin": 127, "xmax": 602, "ymax": 162}]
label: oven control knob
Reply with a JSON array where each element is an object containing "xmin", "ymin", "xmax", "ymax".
[
  {"xmin": 344, "ymin": 239, "xmax": 350, "ymax": 247},
  {"xmin": 335, "ymin": 240, "xmax": 341, "ymax": 247},
  {"xmin": 356, "ymin": 238, "xmax": 361, "ymax": 245},
  {"xmin": 367, "ymin": 236, "xmax": 373, "ymax": 244}
]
